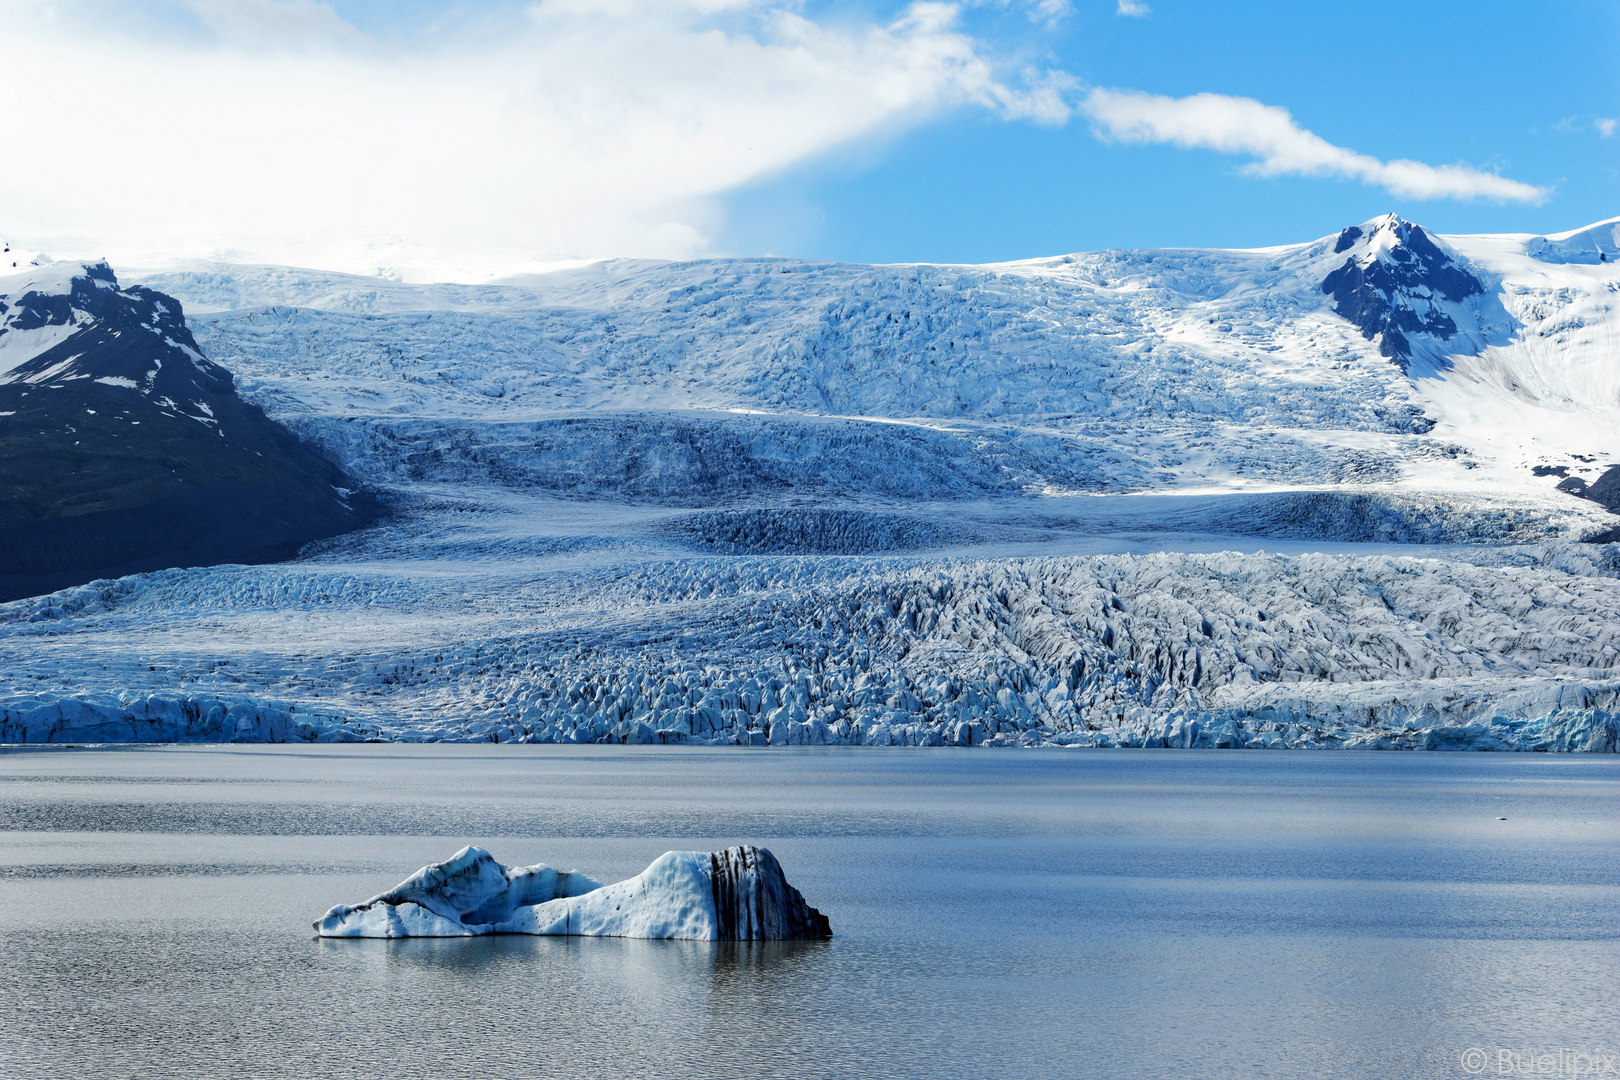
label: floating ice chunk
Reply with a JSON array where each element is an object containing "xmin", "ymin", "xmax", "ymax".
[
  {"xmin": 313, "ymin": 845, "xmax": 603, "ymax": 937},
  {"xmin": 314, "ymin": 844, "xmax": 832, "ymax": 941}
]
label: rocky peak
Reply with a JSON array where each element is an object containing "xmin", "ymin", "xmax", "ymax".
[
  {"xmin": 0, "ymin": 263, "xmax": 233, "ymax": 411},
  {"xmin": 0, "ymin": 263, "xmax": 377, "ymax": 601},
  {"xmin": 0, "ymin": 260, "xmax": 117, "ymax": 330},
  {"xmin": 1321, "ymin": 214, "xmax": 1487, "ymax": 371}
]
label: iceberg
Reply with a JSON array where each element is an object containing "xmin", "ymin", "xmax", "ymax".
[{"xmin": 314, "ymin": 844, "xmax": 832, "ymax": 941}]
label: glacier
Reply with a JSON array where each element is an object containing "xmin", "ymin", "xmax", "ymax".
[
  {"xmin": 313, "ymin": 844, "xmax": 832, "ymax": 940},
  {"xmin": 2, "ymin": 214, "xmax": 1619, "ymax": 751}
]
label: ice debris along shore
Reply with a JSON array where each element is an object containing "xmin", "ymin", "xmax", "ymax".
[{"xmin": 314, "ymin": 845, "xmax": 832, "ymax": 940}]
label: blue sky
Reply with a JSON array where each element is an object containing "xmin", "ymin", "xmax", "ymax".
[
  {"xmin": 2, "ymin": 0, "xmax": 1615, "ymax": 272},
  {"xmin": 723, "ymin": 1, "xmax": 1620, "ymax": 260}
]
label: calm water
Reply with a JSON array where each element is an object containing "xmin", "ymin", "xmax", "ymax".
[{"xmin": 0, "ymin": 746, "xmax": 1616, "ymax": 1080}]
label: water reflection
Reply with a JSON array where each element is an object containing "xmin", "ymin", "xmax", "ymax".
[
  {"xmin": 319, "ymin": 935, "xmax": 835, "ymax": 1025},
  {"xmin": 300, "ymin": 933, "xmax": 853, "ymax": 1077},
  {"xmin": 322, "ymin": 933, "xmax": 831, "ymax": 980},
  {"xmin": 0, "ymin": 748, "xmax": 1615, "ymax": 1080}
]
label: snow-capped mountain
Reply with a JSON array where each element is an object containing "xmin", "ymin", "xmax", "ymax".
[
  {"xmin": 0, "ymin": 262, "xmax": 375, "ymax": 601},
  {"xmin": 1319, "ymin": 215, "xmax": 1494, "ymax": 372},
  {"xmin": 1, "ymin": 260, "xmax": 236, "ymax": 418},
  {"xmin": 1, "ymin": 214, "xmax": 1618, "ymax": 750}
]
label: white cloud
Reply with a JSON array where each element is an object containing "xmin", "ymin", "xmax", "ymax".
[
  {"xmin": 0, "ymin": 1, "xmax": 1554, "ymax": 275},
  {"xmin": 1024, "ymin": 0, "xmax": 1072, "ymax": 24},
  {"xmin": 184, "ymin": 0, "xmax": 368, "ymax": 47},
  {"xmin": 1598, "ymin": 117, "xmax": 1617, "ymax": 138},
  {"xmin": 0, "ymin": 0, "xmax": 1068, "ymax": 275},
  {"xmin": 1115, "ymin": 0, "xmax": 1150, "ymax": 16},
  {"xmin": 1082, "ymin": 88, "xmax": 1548, "ymax": 203}
]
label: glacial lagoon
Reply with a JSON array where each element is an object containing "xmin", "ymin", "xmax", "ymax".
[{"xmin": 1, "ymin": 746, "xmax": 1616, "ymax": 1079}]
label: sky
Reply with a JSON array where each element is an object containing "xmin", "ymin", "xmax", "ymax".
[{"xmin": 0, "ymin": 0, "xmax": 1615, "ymax": 276}]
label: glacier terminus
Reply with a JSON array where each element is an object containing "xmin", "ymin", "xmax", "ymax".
[{"xmin": 2, "ymin": 214, "xmax": 1619, "ymax": 753}]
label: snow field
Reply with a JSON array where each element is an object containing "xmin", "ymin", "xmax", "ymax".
[
  {"xmin": 146, "ymin": 246, "xmax": 1442, "ymax": 499},
  {"xmin": 129, "ymin": 218, "xmax": 1620, "ymax": 510}
]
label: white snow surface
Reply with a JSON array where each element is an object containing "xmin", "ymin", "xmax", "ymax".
[
  {"xmin": 124, "ymin": 215, "xmax": 1620, "ymax": 502},
  {"xmin": 496, "ymin": 851, "xmax": 717, "ymax": 939},
  {"xmin": 2, "ymin": 216, "xmax": 1619, "ymax": 750},
  {"xmin": 0, "ymin": 322, "xmax": 84, "ymax": 377},
  {"xmin": 1525, "ymin": 216, "xmax": 1620, "ymax": 265}
]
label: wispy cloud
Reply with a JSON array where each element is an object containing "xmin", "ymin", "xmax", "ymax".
[
  {"xmin": 1115, "ymin": 0, "xmax": 1150, "ymax": 16},
  {"xmin": 1023, "ymin": 0, "xmax": 1073, "ymax": 26},
  {"xmin": 184, "ymin": 0, "xmax": 368, "ymax": 47},
  {"xmin": 0, "ymin": 0, "xmax": 1068, "ymax": 273},
  {"xmin": 1082, "ymin": 88, "xmax": 1548, "ymax": 203},
  {"xmin": 1598, "ymin": 117, "xmax": 1617, "ymax": 138}
]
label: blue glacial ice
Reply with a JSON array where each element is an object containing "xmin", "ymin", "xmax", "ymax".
[{"xmin": 314, "ymin": 845, "xmax": 832, "ymax": 940}]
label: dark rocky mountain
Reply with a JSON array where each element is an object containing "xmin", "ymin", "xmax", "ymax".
[
  {"xmin": 1321, "ymin": 214, "xmax": 1487, "ymax": 371},
  {"xmin": 1558, "ymin": 465, "xmax": 1620, "ymax": 511},
  {"xmin": 0, "ymin": 262, "xmax": 377, "ymax": 601}
]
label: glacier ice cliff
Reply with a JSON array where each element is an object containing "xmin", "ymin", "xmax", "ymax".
[
  {"xmin": 3, "ymin": 538, "xmax": 1618, "ymax": 752},
  {"xmin": 314, "ymin": 845, "xmax": 832, "ymax": 941}
]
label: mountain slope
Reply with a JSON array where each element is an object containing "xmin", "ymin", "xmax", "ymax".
[
  {"xmin": 131, "ymin": 213, "xmax": 1620, "ymax": 531},
  {"xmin": 0, "ymin": 263, "xmax": 376, "ymax": 601},
  {"xmin": 1319, "ymin": 216, "xmax": 1495, "ymax": 372}
]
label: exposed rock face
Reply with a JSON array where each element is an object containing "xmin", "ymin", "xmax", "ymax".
[
  {"xmin": 1557, "ymin": 464, "xmax": 1620, "ymax": 525},
  {"xmin": 0, "ymin": 262, "xmax": 376, "ymax": 601},
  {"xmin": 314, "ymin": 844, "xmax": 832, "ymax": 940},
  {"xmin": 1567, "ymin": 466, "xmax": 1620, "ymax": 510},
  {"xmin": 1321, "ymin": 215, "xmax": 1487, "ymax": 370},
  {"xmin": 709, "ymin": 846, "xmax": 832, "ymax": 941}
]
